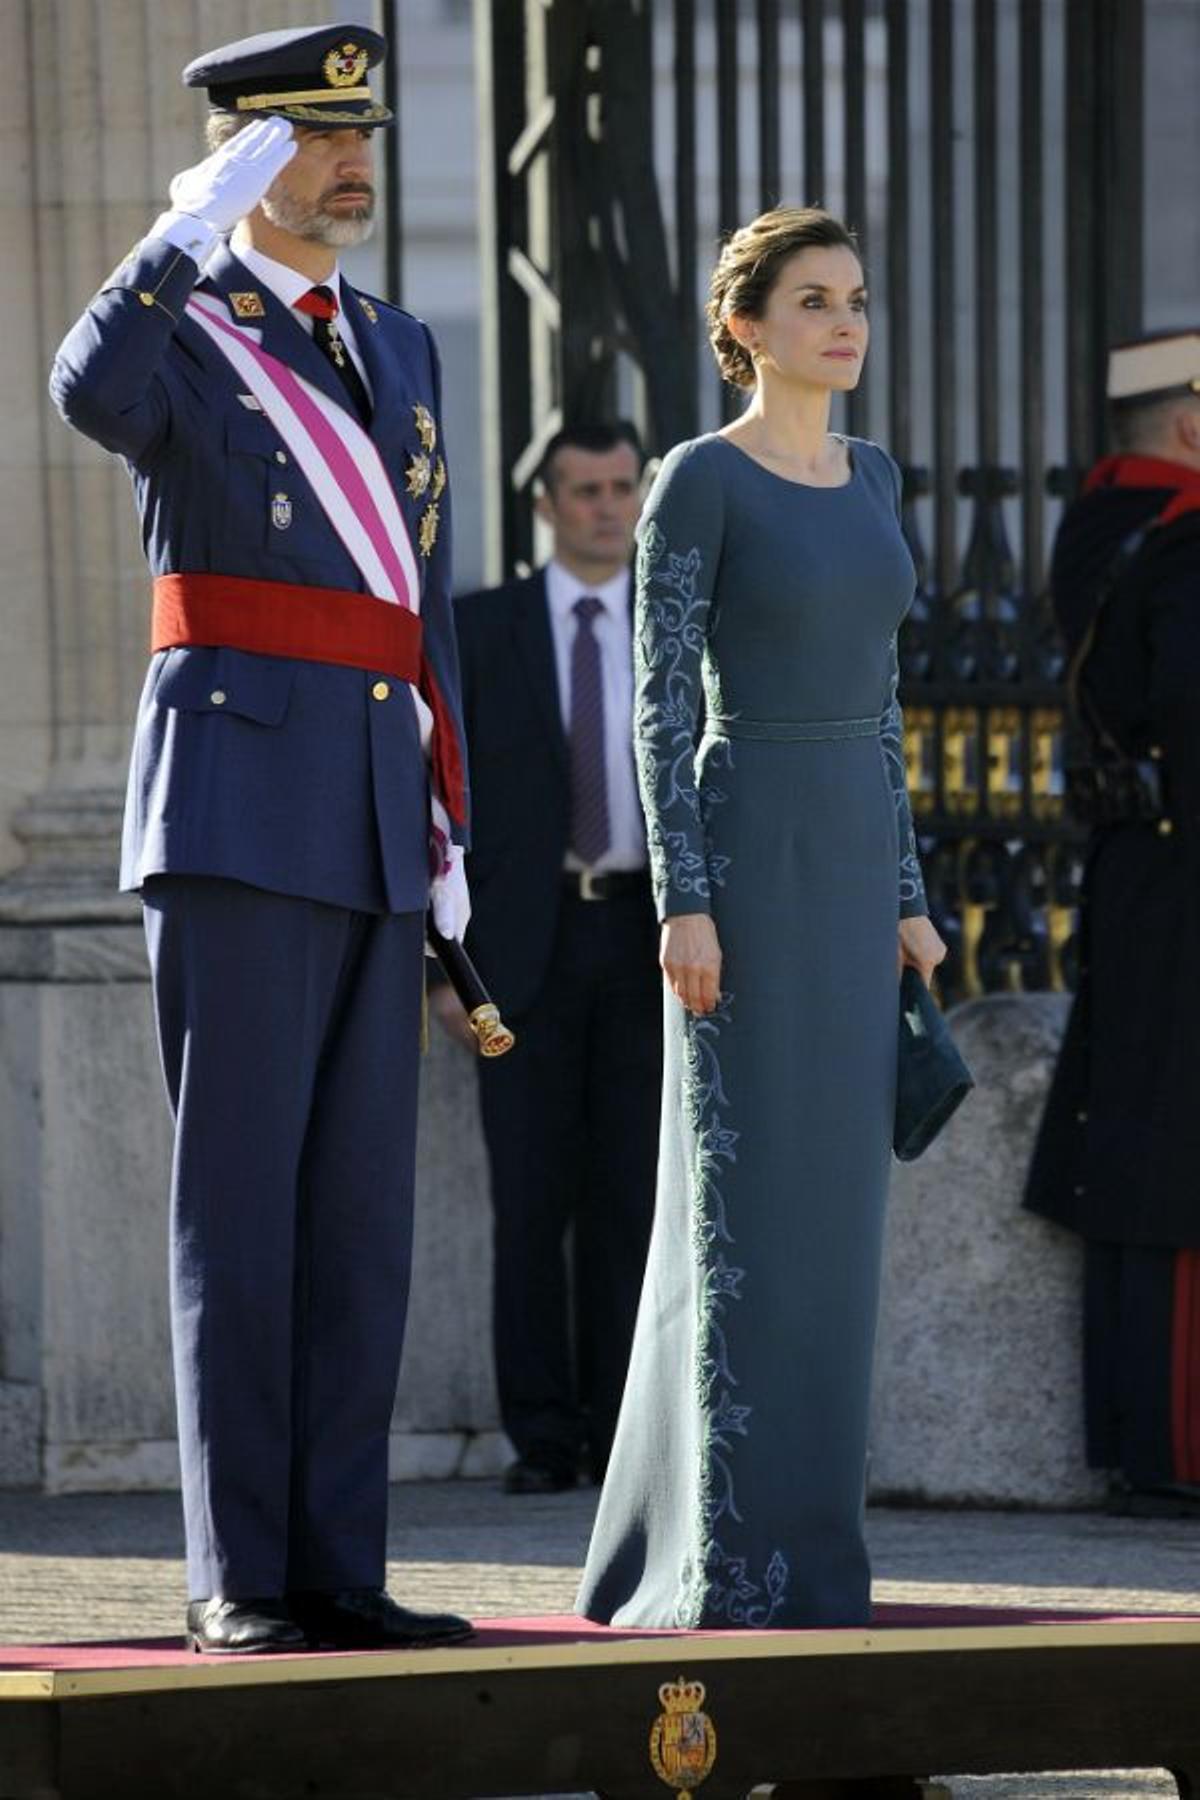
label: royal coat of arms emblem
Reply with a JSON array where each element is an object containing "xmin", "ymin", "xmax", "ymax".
[{"xmin": 649, "ymin": 1675, "xmax": 718, "ymax": 1797}]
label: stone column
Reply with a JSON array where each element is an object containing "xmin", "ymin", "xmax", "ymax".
[{"xmin": 0, "ymin": 0, "xmax": 357, "ymax": 1489}]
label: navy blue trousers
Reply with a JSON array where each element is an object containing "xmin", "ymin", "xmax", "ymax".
[{"xmin": 142, "ymin": 876, "xmax": 424, "ymax": 1600}]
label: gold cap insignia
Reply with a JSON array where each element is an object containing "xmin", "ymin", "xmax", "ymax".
[
  {"xmin": 413, "ymin": 402, "xmax": 437, "ymax": 453},
  {"xmin": 323, "ymin": 41, "xmax": 370, "ymax": 89},
  {"xmin": 358, "ymin": 295, "xmax": 379, "ymax": 325},
  {"xmin": 406, "ymin": 453, "xmax": 432, "ymax": 500},
  {"xmin": 432, "ymin": 457, "xmax": 447, "ymax": 501},
  {"xmin": 229, "ymin": 291, "xmax": 265, "ymax": 320},
  {"xmin": 649, "ymin": 1676, "xmax": 717, "ymax": 1797},
  {"xmin": 418, "ymin": 503, "xmax": 440, "ymax": 558}
]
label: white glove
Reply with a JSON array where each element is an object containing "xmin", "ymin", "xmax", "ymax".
[
  {"xmin": 150, "ymin": 118, "xmax": 298, "ymax": 267},
  {"xmin": 431, "ymin": 841, "xmax": 471, "ymax": 944}
]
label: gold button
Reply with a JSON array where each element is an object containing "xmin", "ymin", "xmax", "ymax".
[
  {"xmin": 371, "ymin": 680, "xmax": 390, "ymax": 701},
  {"xmin": 275, "ymin": 450, "xmax": 288, "ymax": 465},
  {"xmin": 210, "ymin": 689, "xmax": 226, "ymax": 706},
  {"xmin": 138, "ymin": 291, "xmax": 155, "ymax": 307},
  {"xmin": 1158, "ymin": 818, "xmax": 1174, "ymax": 836},
  {"xmin": 1149, "ymin": 745, "xmax": 1163, "ymax": 760}
]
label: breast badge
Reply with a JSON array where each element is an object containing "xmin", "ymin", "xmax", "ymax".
[
  {"xmin": 649, "ymin": 1676, "xmax": 717, "ymax": 1797},
  {"xmin": 406, "ymin": 452, "xmax": 432, "ymax": 499},
  {"xmin": 271, "ymin": 492, "xmax": 293, "ymax": 531},
  {"xmin": 229, "ymin": 291, "xmax": 266, "ymax": 320},
  {"xmin": 418, "ymin": 503, "xmax": 440, "ymax": 558},
  {"xmin": 413, "ymin": 402, "xmax": 437, "ymax": 453}
]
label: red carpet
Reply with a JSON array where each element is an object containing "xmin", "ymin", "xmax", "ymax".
[{"xmin": 0, "ymin": 1603, "xmax": 1188, "ymax": 1673}]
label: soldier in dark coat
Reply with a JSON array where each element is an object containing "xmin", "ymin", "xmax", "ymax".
[{"xmin": 1025, "ymin": 329, "xmax": 1200, "ymax": 1513}]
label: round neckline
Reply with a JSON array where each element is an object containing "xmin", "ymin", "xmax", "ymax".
[{"xmin": 708, "ymin": 431, "xmax": 858, "ymax": 491}]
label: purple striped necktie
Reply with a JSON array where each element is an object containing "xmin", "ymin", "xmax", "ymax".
[{"xmin": 569, "ymin": 595, "xmax": 611, "ymax": 865}]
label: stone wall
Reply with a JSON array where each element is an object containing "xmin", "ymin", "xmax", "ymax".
[
  {"xmin": 869, "ymin": 993, "xmax": 1105, "ymax": 1508},
  {"xmin": 0, "ymin": 970, "xmax": 1106, "ymax": 1507}
]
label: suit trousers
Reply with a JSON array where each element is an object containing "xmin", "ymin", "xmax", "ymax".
[
  {"xmin": 476, "ymin": 885, "xmax": 661, "ymax": 1478},
  {"xmin": 142, "ymin": 875, "xmax": 424, "ymax": 1600}
]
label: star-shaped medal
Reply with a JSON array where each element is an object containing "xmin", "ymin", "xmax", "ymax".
[
  {"xmin": 406, "ymin": 452, "xmax": 432, "ymax": 499},
  {"xmin": 418, "ymin": 503, "xmax": 440, "ymax": 557},
  {"xmin": 413, "ymin": 402, "xmax": 437, "ymax": 452}
]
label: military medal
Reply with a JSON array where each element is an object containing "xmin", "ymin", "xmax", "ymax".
[
  {"xmin": 406, "ymin": 452, "xmax": 432, "ymax": 499},
  {"xmin": 271, "ymin": 492, "xmax": 293, "ymax": 530},
  {"xmin": 325, "ymin": 322, "xmax": 347, "ymax": 369},
  {"xmin": 413, "ymin": 402, "xmax": 437, "ymax": 452},
  {"xmin": 418, "ymin": 503, "xmax": 440, "ymax": 557},
  {"xmin": 432, "ymin": 457, "xmax": 447, "ymax": 501}
]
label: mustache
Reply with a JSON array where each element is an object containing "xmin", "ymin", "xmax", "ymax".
[{"xmin": 322, "ymin": 182, "xmax": 375, "ymax": 203}]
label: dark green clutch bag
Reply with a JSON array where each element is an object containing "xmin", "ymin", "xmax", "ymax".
[{"xmin": 894, "ymin": 966, "xmax": 974, "ymax": 1161}]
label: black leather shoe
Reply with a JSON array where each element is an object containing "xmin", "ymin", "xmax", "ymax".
[
  {"xmin": 185, "ymin": 1597, "xmax": 305, "ymax": 1655},
  {"xmin": 503, "ymin": 1456, "xmax": 577, "ymax": 1495},
  {"xmin": 288, "ymin": 1588, "xmax": 474, "ymax": 1650}
]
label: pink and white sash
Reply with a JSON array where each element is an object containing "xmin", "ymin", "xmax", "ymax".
[
  {"xmin": 185, "ymin": 291, "xmax": 459, "ymax": 873},
  {"xmin": 186, "ymin": 293, "xmax": 421, "ymax": 613}
]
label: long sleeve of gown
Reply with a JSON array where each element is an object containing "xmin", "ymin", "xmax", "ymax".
[
  {"xmin": 880, "ymin": 637, "xmax": 927, "ymax": 917},
  {"xmin": 634, "ymin": 441, "xmax": 726, "ymax": 921},
  {"xmin": 876, "ymin": 447, "xmax": 927, "ymax": 919}
]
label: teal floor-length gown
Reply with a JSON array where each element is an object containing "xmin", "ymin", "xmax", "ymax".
[{"xmin": 575, "ymin": 434, "xmax": 927, "ymax": 1630}]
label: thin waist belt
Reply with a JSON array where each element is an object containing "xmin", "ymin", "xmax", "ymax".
[
  {"xmin": 705, "ymin": 714, "xmax": 881, "ymax": 742},
  {"xmin": 151, "ymin": 572, "xmax": 424, "ymax": 684}
]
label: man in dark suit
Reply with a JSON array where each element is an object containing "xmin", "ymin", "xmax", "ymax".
[
  {"xmin": 432, "ymin": 423, "xmax": 662, "ymax": 1494},
  {"xmin": 51, "ymin": 24, "xmax": 472, "ymax": 1651}
]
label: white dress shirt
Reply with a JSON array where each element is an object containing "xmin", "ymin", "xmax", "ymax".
[
  {"xmin": 544, "ymin": 560, "xmax": 647, "ymax": 874},
  {"xmin": 229, "ymin": 241, "xmax": 372, "ymax": 397}
]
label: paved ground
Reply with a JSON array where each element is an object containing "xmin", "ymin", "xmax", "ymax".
[{"xmin": 0, "ymin": 1482, "xmax": 1196, "ymax": 1798}]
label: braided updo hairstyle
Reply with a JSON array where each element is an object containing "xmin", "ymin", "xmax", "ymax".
[{"xmin": 706, "ymin": 206, "xmax": 862, "ymax": 389}]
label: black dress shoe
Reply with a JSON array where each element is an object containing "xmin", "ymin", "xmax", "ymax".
[
  {"xmin": 288, "ymin": 1588, "xmax": 474, "ymax": 1650},
  {"xmin": 185, "ymin": 1597, "xmax": 306, "ymax": 1655},
  {"xmin": 503, "ymin": 1456, "xmax": 577, "ymax": 1495}
]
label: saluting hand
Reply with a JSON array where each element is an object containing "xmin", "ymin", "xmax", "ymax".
[
  {"xmin": 167, "ymin": 116, "xmax": 298, "ymax": 234},
  {"xmin": 661, "ymin": 913, "xmax": 723, "ymax": 1017}
]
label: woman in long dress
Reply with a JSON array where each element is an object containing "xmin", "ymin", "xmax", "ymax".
[{"xmin": 576, "ymin": 207, "xmax": 946, "ymax": 1631}]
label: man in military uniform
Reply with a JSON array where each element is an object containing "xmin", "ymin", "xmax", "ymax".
[
  {"xmin": 51, "ymin": 25, "xmax": 472, "ymax": 1651},
  {"xmin": 1026, "ymin": 330, "xmax": 1200, "ymax": 1514}
]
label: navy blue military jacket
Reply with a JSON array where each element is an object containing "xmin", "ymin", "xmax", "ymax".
[{"xmin": 50, "ymin": 237, "xmax": 468, "ymax": 915}]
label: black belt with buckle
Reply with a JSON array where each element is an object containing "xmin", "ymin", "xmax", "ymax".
[{"xmin": 562, "ymin": 869, "xmax": 651, "ymax": 902}]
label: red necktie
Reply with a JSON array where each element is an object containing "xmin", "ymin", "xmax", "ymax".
[{"xmin": 294, "ymin": 284, "xmax": 371, "ymax": 426}]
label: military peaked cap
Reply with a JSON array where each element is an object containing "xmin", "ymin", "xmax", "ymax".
[
  {"xmin": 1108, "ymin": 331, "xmax": 1200, "ymax": 403},
  {"xmin": 183, "ymin": 24, "xmax": 392, "ymax": 127}
]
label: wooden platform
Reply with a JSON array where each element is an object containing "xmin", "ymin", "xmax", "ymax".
[{"xmin": 2, "ymin": 1604, "xmax": 1198, "ymax": 1799}]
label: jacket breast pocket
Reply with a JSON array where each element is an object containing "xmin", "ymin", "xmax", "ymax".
[
  {"xmin": 153, "ymin": 646, "xmax": 296, "ymax": 726},
  {"xmin": 224, "ymin": 411, "xmax": 330, "ymax": 565}
]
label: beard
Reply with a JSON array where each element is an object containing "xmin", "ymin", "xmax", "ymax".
[{"xmin": 261, "ymin": 179, "xmax": 376, "ymax": 249}]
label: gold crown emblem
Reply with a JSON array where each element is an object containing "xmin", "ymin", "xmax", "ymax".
[
  {"xmin": 658, "ymin": 1677, "xmax": 707, "ymax": 1714},
  {"xmin": 323, "ymin": 41, "xmax": 369, "ymax": 88}
]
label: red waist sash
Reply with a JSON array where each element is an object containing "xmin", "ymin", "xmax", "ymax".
[{"xmin": 151, "ymin": 572, "xmax": 424, "ymax": 685}]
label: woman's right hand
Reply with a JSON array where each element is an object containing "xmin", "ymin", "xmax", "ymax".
[{"xmin": 661, "ymin": 913, "xmax": 723, "ymax": 1016}]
